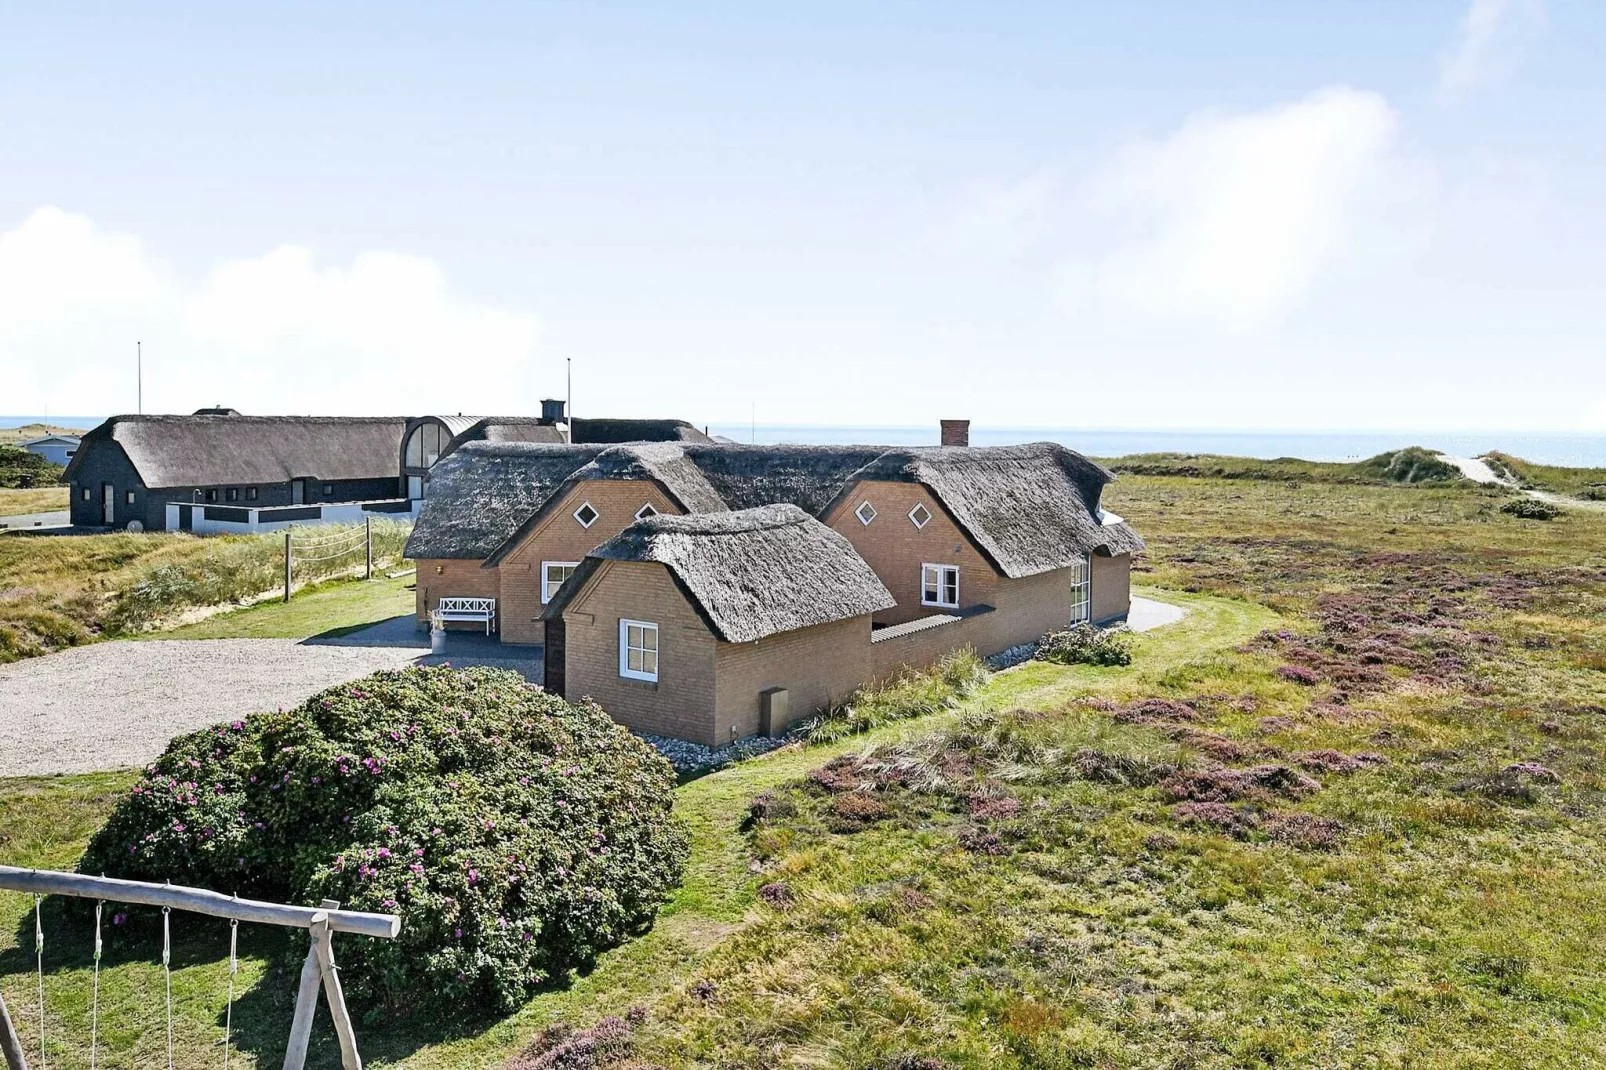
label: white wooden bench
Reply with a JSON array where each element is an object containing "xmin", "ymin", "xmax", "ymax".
[{"xmin": 435, "ymin": 596, "xmax": 498, "ymax": 635}]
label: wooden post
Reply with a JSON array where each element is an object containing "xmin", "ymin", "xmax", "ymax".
[
  {"xmin": 284, "ymin": 529, "xmax": 292, "ymax": 603},
  {"xmin": 283, "ymin": 899, "xmax": 338, "ymax": 1070},
  {"xmin": 311, "ymin": 914, "xmax": 363, "ymax": 1070},
  {"xmin": 0, "ymin": 990, "xmax": 28, "ymax": 1070},
  {"xmin": 364, "ymin": 517, "xmax": 372, "ymax": 581}
]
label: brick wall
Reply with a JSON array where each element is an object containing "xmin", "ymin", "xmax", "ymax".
[
  {"xmin": 497, "ymin": 481, "xmax": 683, "ymax": 646},
  {"xmin": 559, "ymin": 560, "xmax": 720, "ymax": 744},
  {"xmin": 415, "ymin": 558, "xmax": 501, "ymax": 630},
  {"xmin": 714, "ymin": 616, "xmax": 873, "ymax": 739},
  {"xmin": 1092, "ymin": 552, "xmax": 1132, "ymax": 623},
  {"xmin": 824, "ymin": 480, "xmax": 998, "ymax": 626}
]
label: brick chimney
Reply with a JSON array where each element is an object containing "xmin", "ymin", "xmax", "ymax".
[{"xmin": 940, "ymin": 419, "xmax": 970, "ymax": 447}]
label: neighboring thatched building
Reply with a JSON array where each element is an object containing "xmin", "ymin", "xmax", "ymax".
[{"xmin": 65, "ymin": 401, "xmax": 712, "ymax": 531}]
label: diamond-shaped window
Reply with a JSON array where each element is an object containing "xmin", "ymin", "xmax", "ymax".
[
  {"xmin": 855, "ymin": 500, "xmax": 877, "ymax": 526},
  {"xmin": 634, "ymin": 502, "xmax": 658, "ymax": 521},
  {"xmin": 573, "ymin": 501, "xmax": 599, "ymax": 528},
  {"xmin": 908, "ymin": 502, "xmax": 932, "ymax": 529}
]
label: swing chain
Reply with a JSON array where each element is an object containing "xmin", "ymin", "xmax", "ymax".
[
  {"xmin": 90, "ymin": 900, "xmax": 103, "ymax": 1070},
  {"xmin": 33, "ymin": 894, "xmax": 45, "ymax": 1070},
  {"xmin": 223, "ymin": 918, "xmax": 239, "ymax": 1070},
  {"xmin": 163, "ymin": 906, "xmax": 174, "ymax": 1070}
]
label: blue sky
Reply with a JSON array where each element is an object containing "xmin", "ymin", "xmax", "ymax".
[{"xmin": 2, "ymin": 1, "xmax": 1602, "ymax": 431}]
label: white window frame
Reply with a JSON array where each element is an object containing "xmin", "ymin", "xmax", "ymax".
[
  {"xmin": 855, "ymin": 500, "xmax": 877, "ymax": 526},
  {"xmin": 573, "ymin": 500, "xmax": 599, "ymax": 529},
  {"xmin": 908, "ymin": 502, "xmax": 932, "ymax": 530},
  {"xmin": 619, "ymin": 619, "xmax": 660, "ymax": 682},
  {"xmin": 634, "ymin": 502, "xmax": 658, "ymax": 521},
  {"xmin": 541, "ymin": 561, "xmax": 581, "ymax": 604},
  {"xmin": 921, "ymin": 563, "xmax": 960, "ymax": 609},
  {"xmin": 1069, "ymin": 554, "xmax": 1092, "ymax": 624}
]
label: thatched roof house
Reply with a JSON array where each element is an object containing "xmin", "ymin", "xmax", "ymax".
[
  {"xmin": 65, "ymin": 414, "xmax": 408, "ymax": 489},
  {"xmin": 414, "ymin": 427, "xmax": 1149, "ymax": 746}
]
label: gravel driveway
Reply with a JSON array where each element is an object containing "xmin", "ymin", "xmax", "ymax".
[{"xmin": 0, "ymin": 639, "xmax": 422, "ymax": 777}]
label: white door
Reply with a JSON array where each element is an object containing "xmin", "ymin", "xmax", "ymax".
[{"xmin": 101, "ymin": 483, "xmax": 115, "ymax": 525}]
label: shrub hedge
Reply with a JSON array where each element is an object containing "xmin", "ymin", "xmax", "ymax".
[
  {"xmin": 1035, "ymin": 624, "xmax": 1134, "ymax": 667},
  {"xmin": 1501, "ymin": 497, "xmax": 1561, "ymax": 521},
  {"xmin": 81, "ymin": 665, "xmax": 688, "ymax": 1016}
]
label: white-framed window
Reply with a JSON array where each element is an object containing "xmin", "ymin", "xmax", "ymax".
[
  {"xmin": 634, "ymin": 502, "xmax": 658, "ymax": 521},
  {"xmin": 542, "ymin": 561, "xmax": 581, "ymax": 604},
  {"xmin": 908, "ymin": 502, "xmax": 932, "ymax": 530},
  {"xmin": 921, "ymin": 563, "xmax": 960, "ymax": 608},
  {"xmin": 1069, "ymin": 554, "xmax": 1091, "ymax": 623},
  {"xmin": 855, "ymin": 500, "xmax": 877, "ymax": 526},
  {"xmin": 619, "ymin": 619, "xmax": 659, "ymax": 682},
  {"xmin": 573, "ymin": 501, "xmax": 599, "ymax": 528}
]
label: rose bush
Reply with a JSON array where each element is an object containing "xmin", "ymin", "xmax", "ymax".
[{"xmin": 81, "ymin": 665, "xmax": 687, "ymax": 1015}]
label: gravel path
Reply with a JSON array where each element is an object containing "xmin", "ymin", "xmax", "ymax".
[{"xmin": 0, "ymin": 640, "xmax": 421, "ymax": 776}]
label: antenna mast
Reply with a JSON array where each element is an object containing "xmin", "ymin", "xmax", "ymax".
[
  {"xmin": 137, "ymin": 341, "xmax": 143, "ymax": 414},
  {"xmin": 565, "ymin": 357, "xmax": 572, "ymax": 444}
]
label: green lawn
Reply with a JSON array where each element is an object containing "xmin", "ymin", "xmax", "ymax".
[
  {"xmin": 5, "ymin": 471, "xmax": 1606, "ymax": 1067},
  {"xmin": 155, "ymin": 574, "xmax": 417, "ymax": 640}
]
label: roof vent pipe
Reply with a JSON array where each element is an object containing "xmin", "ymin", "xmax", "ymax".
[{"xmin": 940, "ymin": 419, "xmax": 970, "ymax": 447}]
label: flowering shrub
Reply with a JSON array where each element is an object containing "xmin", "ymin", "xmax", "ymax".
[
  {"xmin": 1034, "ymin": 624, "xmax": 1133, "ymax": 667},
  {"xmin": 81, "ymin": 665, "xmax": 687, "ymax": 1016}
]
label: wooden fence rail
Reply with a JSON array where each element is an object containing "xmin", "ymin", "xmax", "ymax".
[{"xmin": 0, "ymin": 867, "xmax": 399, "ymax": 939}]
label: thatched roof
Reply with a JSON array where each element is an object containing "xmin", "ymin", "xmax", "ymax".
[
  {"xmin": 827, "ymin": 442, "xmax": 1146, "ymax": 576},
  {"xmin": 409, "ymin": 439, "xmax": 1144, "ymax": 569},
  {"xmin": 481, "ymin": 443, "xmax": 729, "ymax": 565},
  {"xmin": 572, "ymin": 418, "xmax": 712, "ymax": 444},
  {"xmin": 444, "ymin": 417, "xmax": 713, "ymax": 454},
  {"xmin": 63, "ymin": 414, "xmax": 408, "ymax": 489},
  {"xmin": 546, "ymin": 505, "xmax": 895, "ymax": 643},
  {"xmin": 679, "ymin": 444, "xmax": 890, "ymax": 513},
  {"xmin": 403, "ymin": 443, "xmax": 605, "ymax": 559}
]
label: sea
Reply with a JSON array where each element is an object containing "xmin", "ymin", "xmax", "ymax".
[
  {"xmin": 709, "ymin": 426, "xmax": 1606, "ymax": 468},
  {"xmin": 6, "ymin": 416, "xmax": 1603, "ymax": 468}
]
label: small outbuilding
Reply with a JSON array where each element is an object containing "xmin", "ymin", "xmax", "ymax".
[{"xmin": 543, "ymin": 504, "xmax": 896, "ymax": 745}]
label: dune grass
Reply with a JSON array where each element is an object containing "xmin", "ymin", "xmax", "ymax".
[
  {"xmin": 1102, "ymin": 446, "xmax": 1472, "ymax": 486},
  {"xmin": 1485, "ymin": 451, "xmax": 1606, "ymax": 499},
  {"xmin": 0, "ymin": 487, "xmax": 68, "ymax": 517}
]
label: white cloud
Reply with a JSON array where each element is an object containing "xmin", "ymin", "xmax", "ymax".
[
  {"xmin": 1438, "ymin": 0, "xmax": 1546, "ymax": 101},
  {"xmin": 0, "ymin": 207, "xmax": 541, "ymax": 416},
  {"xmin": 1060, "ymin": 86, "xmax": 1400, "ymax": 329}
]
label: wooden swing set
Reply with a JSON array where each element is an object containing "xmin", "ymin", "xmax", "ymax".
[{"xmin": 0, "ymin": 865, "xmax": 401, "ymax": 1070}]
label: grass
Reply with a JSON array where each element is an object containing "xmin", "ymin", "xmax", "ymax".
[
  {"xmin": 0, "ymin": 487, "xmax": 68, "ymax": 517},
  {"xmin": 1102, "ymin": 445, "xmax": 1467, "ymax": 485},
  {"xmin": 0, "ymin": 522, "xmax": 411, "ymax": 662},
  {"xmin": 5, "ymin": 469, "xmax": 1606, "ymax": 1066},
  {"xmin": 1485, "ymin": 451, "xmax": 1606, "ymax": 499},
  {"xmin": 157, "ymin": 574, "xmax": 416, "ymax": 640}
]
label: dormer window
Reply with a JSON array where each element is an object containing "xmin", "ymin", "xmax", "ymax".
[
  {"xmin": 855, "ymin": 501, "xmax": 876, "ymax": 526},
  {"xmin": 574, "ymin": 501, "xmax": 599, "ymax": 528},
  {"xmin": 634, "ymin": 502, "xmax": 658, "ymax": 521},
  {"xmin": 908, "ymin": 503, "xmax": 932, "ymax": 530}
]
